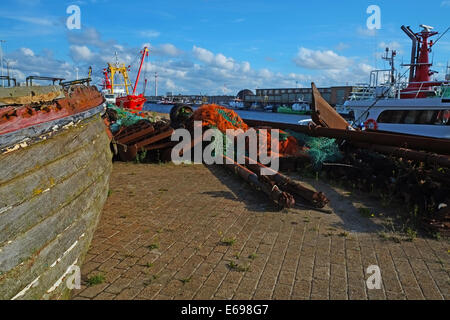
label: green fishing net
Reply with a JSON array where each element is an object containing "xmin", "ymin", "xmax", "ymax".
[
  {"xmin": 108, "ymin": 104, "xmax": 146, "ymax": 132},
  {"xmin": 285, "ymin": 129, "xmax": 343, "ymax": 168}
]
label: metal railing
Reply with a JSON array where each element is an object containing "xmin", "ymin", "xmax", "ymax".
[
  {"xmin": 348, "ymin": 80, "xmax": 450, "ymax": 101},
  {"xmin": 26, "ymin": 76, "xmax": 65, "ymax": 86}
]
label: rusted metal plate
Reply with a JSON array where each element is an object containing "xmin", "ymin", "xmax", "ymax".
[
  {"xmin": 0, "ymin": 85, "xmax": 104, "ymax": 136},
  {"xmin": 0, "ymin": 104, "xmax": 105, "ymax": 150},
  {"xmin": 311, "ymin": 82, "xmax": 349, "ymax": 129}
]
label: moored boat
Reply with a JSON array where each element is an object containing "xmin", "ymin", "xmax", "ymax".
[
  {"xmin": 277, "ymin": 101, "xmax": 312, "ymax": 115},
  {"xmin": 345, "ymin": 25, "xmax": 450, "ymax": 139},
  {"xmin": 0, "ymin": 83, "xmax": 112, "ymax": 299}
]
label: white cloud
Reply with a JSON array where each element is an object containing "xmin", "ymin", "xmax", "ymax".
[
  {"xmin": 335, "ymin": 42, "xmax": 349, "ymax": 51},
  {"xmin": 153, "ymin": 43, "xmax": 182, "ymax": 56},
  {"xmin": 1, "ymin": 27, "xmax": 389, "ymax": 95},
  {"xmin": 215, "ymin": 53, "xmax": 235, "ymax": 70},
  {"xmin": 5, "ymin": 48, "xmax": 75, "ymax": 83},
  {"xmin": 293, "ymin": 47, "xmax": 351, "ymax": 70},
  {"xmin": 357, "ymin": 26, "xmax": 377, "ymax": 37},
  {"xmin": 139, "ymin": 30, "xmax": 160, "ymax": 38},
  {"xmin": 21, "ymin": 48, "xmax": 34, "ymax": 57},
  {"xmin": 67, "ymin": 28, "xmax": 112, "ymax": 49},
  {"xmin": 0, "ymin": 13, "xmax": 54, "ymax": 26},
  {"xmin": 258, "ymin": 68, "xmax": 273, "ymax": 79},
  {"xmin": 192, "ymin": 46, "xmax": 238, "ymax": 71},
  {"xmin": 165, "ymin": 79, "xmax": 176, "ymax": 90},
  {"xmin": 241, "ymin": 61, "xmax": 251, "ymax": 73},
  {"xmin": 378, "ymin": 41, "xmax": 401, "ymax": 51},
  {"xmin": 192, "ymin": 46, "xmax": 215, "ymax": 64},
  {"xmin": 70, "ymin": 45, "xmax": 94, "ymax": 62},
  {"xmin": 441, "ymin": 1, "xmax": 450, "ymax": 7}
]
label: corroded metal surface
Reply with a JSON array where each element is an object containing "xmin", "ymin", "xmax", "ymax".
[
  {"xmin": 0, "ymin": 85, "xmax": 104, "ymax": 135},
  {"xmin": 311, "ymin": 82, "xmax": 349, "ymax": 130},
  {"xmin": 0, "ymin": 104, "xmax": 105, "ymax": 150},
  {"xmin": 243, "ymin": 118, "xmax": 450, "ymax": 155},
  {"xmin": 223, "ymin": 155, "xmax": 295, "ymax": 208},
  {"xmin": 111, "ymin": 119, "xmax": 174, "ymax": 161},
  {"xmin": 245, "ymin": 157, "xmax": 329, "ymax": 208}
]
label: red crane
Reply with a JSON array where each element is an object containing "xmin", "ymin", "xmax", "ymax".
[{"xmin": 102, "ymin": 68, "xmax": 112, "ymax": 90}]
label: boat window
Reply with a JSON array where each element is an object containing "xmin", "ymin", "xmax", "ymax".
[
  {"xmin": 417, "ymin": 110, "xmax": 436, "ymax": 124},
  {"xmin": 378, "ymin": 109, "xmax": 449, "ymax": 125},
  {"xmin": 377, "ymin": 110, "xmax": 406, "ymax": 123},
  {"xmin": 403, "ymin": 110, "xmax": 420, "ymax": 124}
]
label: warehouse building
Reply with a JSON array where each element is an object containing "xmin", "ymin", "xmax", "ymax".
[{"xmin": 244, "ymin": 86, "xmax": 355, "ymax": 107}]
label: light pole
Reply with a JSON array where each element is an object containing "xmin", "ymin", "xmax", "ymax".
[
  {"xmin": 154, "ymin": 72, "xmax": 158, "ymax": 97},
  {"xmin": 0, "ymin": 40, "xmax": 6, "ymax": 87},
  {"xmin": 3, "ymin": 59, "xmax": 11, "ymax": 87}
]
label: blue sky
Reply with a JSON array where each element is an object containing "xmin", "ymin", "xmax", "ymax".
[{"xmin": 0, "ymin": 0, "xmax": 449, "ymax": 95}]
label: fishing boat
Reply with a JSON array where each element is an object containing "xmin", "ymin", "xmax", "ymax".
[
  {"xmin": 228, "ymin": 98, "xmax": 245, "ymax": 109},
  {"xmin": 277, "ymin": 98, "xmax": 312, "ymax": 115},
  {"xmin": 100, "ymin": 66, "xmax": 126, "ymax": 104},
  {"xmin": 344, "ymin": 25, "xmax": 450, "ymax": 139},
  {"xmin": 0, "ymin": 80, "xmax": 112, "ymax": 299},
  {"xmin": 335, "ymin": 104, "xmax": 354, "ymax": 119},
  {"xmin": 104, "ymin": 47, "xmax": 149, "ymax": 112}
]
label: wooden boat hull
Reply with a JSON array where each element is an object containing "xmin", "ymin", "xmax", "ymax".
[{"xmin": 0, "ymin": 111, "xmax": 112, "ymax": 300}]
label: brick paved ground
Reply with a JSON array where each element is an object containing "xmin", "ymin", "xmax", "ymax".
[{"xmin": 72, "ymin": 162, "xmax": 450, "ymax": 300}]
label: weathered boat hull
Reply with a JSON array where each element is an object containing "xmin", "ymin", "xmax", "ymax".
[{"xmin": 0, "ymin": 111, "xmax": 112, "ymax": 300}]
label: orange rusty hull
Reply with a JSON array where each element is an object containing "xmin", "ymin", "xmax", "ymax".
[
  {"xmin": 0, "ymin": 86, "xmax": 104, "ymax": 136},
  {"xmin": 116, "ymin": 94, "xmax": 146, "ymax": 111}
]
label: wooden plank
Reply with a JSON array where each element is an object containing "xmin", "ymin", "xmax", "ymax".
[
  {"xmin": 0, "ymin": 128, "xmax": 110, "ymax": 213},
  {"xmin": 0, "ymin": 135, "xmax": 111, "ymax": 246},
  {"xmin": 0, "ymin": 173, "xmax": 109, "ymax": 299},
  {"xmin": 115, "ymin": 124, "xmax": 155, "ymax": 145},
  {"xmin": 0, "ymin": 149, "xmax": 111, "ymax": 267},
  {"xmin": 0, "ymin": 114, "xmax": 112, "ymax": 300},
  {"xmin": 134, "ymin": 128, "xmax": 174, "ymax": 149},
  {"xmin": 0, "ymin": 114, "xmax": 105, "ymax": 184}
]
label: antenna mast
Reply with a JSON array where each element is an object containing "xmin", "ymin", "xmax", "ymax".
[{"xmin": 381, "ymin": 47, "xmax": 396, "ymax": 84}]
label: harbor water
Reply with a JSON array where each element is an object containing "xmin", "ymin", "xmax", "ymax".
[{"xmin": 143, "ymin": 103, "xmax": 311, "ymax": 124}]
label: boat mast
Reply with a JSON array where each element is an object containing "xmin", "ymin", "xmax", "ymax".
[
  {"xmin": 132, "ymin": 46, "xmax": 149, "ymax": 96},
  {"xmin": 446, "ymin": 62, "xmax": 450, "ymax": 81},
  {"xmin": 381, "ymin": 47, "xmax": 396, "ymax": 84}
]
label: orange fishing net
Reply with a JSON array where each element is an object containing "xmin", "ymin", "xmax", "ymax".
[
  {"xmin": 193, "ymin": 104, "xmax": 300, "ymax": 157},
  {"xmin": 256, "ymin": 129, "xmax": 300, "ymax": 157},
  {"xmin": 193, "ymin": 104, "xmax": 248, "ymax": 132}
]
